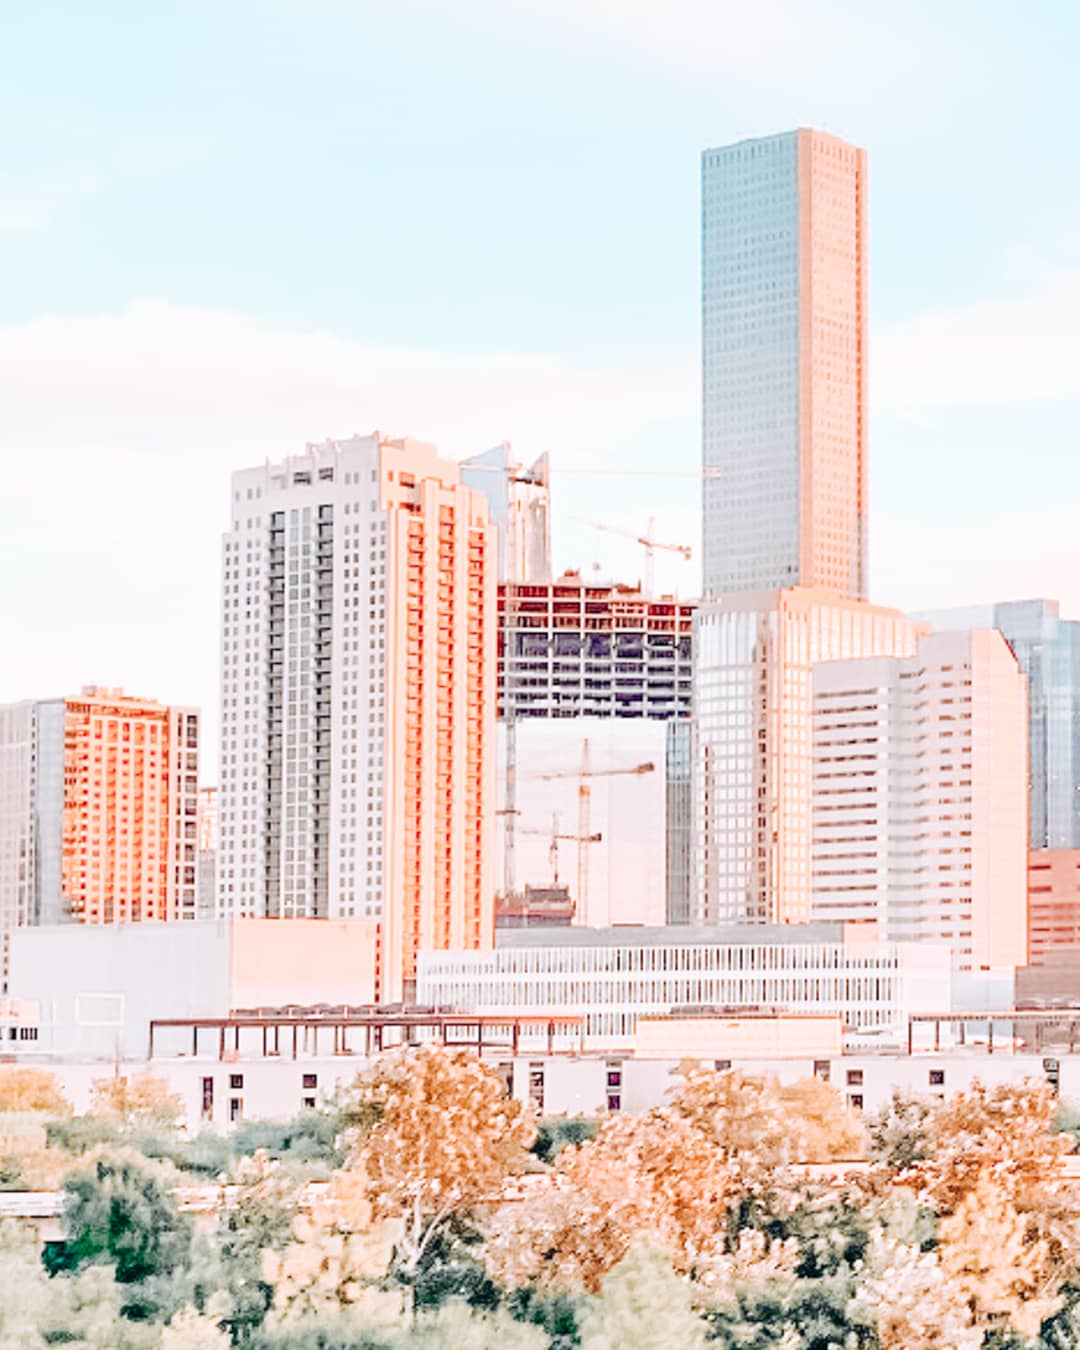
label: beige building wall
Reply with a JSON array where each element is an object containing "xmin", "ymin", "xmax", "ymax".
[
  {"xmin": 633, "ymin": 1013, "xmax": 843, "ymax": 1061},
  {"xmin": 970, "ymin": 629, "xmax": 1029, "ymax": 969},
  {"xmin": 1028, "ymin": 848, "xmax": 1080, "ymax": 965},
  {"xmin": 228, "ymin": 917, "xmax": 378, "ymax": 1007},
  {"xmin": 812, "ymin": 629, "xmax": 1028, "ymax": 971}
]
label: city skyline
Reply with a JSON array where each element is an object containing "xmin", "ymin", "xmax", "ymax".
[{"xmin": 7, "ymin": 4, "xmax": 1080, "ymax": 766}]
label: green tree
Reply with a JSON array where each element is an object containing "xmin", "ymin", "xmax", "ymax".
[
  {"xmin": 215, "ymin": 1152, "xmax": 303, "ymax": 1343},
  {"xmin": 867, "ymin": 1089, "xmax": 932, "ymax": 1170},
  {"xmin": 45, "ymin": 1152, "xmax": 193, "ymax": 1287},
  {"xmin": 532, "ymin": 1117, "xmax": 598, "ymax": 1165},
  {"xmin": 578, "ymin": 1247, "xmax": 707, "ymax": 1350}
]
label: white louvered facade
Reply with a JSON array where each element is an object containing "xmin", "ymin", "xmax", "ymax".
[{"xmin": 417, "ymin": 926, "xmax": 950, "ymax": 1048}]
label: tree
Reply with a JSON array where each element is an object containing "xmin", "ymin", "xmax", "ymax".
[
  {"xmin": 578, "ymin": 1247, "xmax": 707, "ymax": 1350},
  {"xmin": 918, "ymin": 1078, "xmax": 1072, "ymax": 1214},
  {"xmin": 90, "ymin": 1070, "xmax": 185, "ymax": 1133},
  {"xmin": 261, "ymin": 1165, "xmax": 405, "ymax": 1331},
  {"xmin": 0, "ymin": 1218, "xmax": 158, "ymax": 1349},
  {"xmin": 485, "ymin": 1110, "xmax": 734, "ymax": 1293},
  {"xmin": 866, "ymin": 1089, "xmax": 932, "ymax": 1170},
  {"xmin": 847, "ymin": 1230, "xmax": 979, "ymax": 1349},
  {"xmin": 345, "ymin": 1044, "xmax": 535, "ymax": 1277},
  {"xmin": 46, "ymin": 1151, "xmax": 193, "ymax": 1286},
  {"xmin": 779, "ymin": 1077, "xmax": 866, "ymax": 1163},
  {"xmin": 0, "ymin": 1067, "xmax": 71, "ymax": 1116},
  {"xmin": 408, "ymin": 1302, "xmax": 549, "ymax": 1349},
  {"xmin": 532, "ymin": 1117, "xmax": 598, "ymax": 1164},
  {"xmin": 670, "ymin": 1067, "xmax": 796, "ymax": 1185},
  {"xmin": 161, "ymin": 1305, "xmax": 231, "ymax": 1349},
  {"xmin": 937, "ymin": 1170, "xmax": 1066, "ymax": 1340},
  {"xmin": 214, "ymin": 1150, "xmax": 303, "ymax": 1342}
]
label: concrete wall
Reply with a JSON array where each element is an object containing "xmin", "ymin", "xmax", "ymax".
[
  {"xmin": 7, "ymin": 920, "xmax": 380, "ymax": 1060},
  {"xmin": 633, "ymin": 1014, "xmax": 842, "ymax": 1060},
  {"xmin": 11, "ymin": 1045, "xmax": 1076, "ymax": 1129}
]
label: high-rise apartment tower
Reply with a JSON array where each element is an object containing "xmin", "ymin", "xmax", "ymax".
[
  {"xmin": 0, "ymin": 689, "xmax": 199, "ymax": 987},
  {"xmin": 217, "ymin": 434, "xmax": 497, "ymax": 1001},
  {"xmin": 702, "ymin": 129, "xmax": 867, "ymax": 599}
]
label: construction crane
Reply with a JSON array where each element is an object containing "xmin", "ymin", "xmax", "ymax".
[
  {"xmin": 578, "ymin": 515, "xmax": 691, "ymax": 596},
  {"xmin": 527, "ymin": 741, "xmax": 656, "ymax": 924},
  {"xmin": 519, "ymin": 813, "xmax": 602, "ymax": 888}
]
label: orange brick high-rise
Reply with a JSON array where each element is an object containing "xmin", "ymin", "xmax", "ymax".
[{"xmin": 61, "ymin": 688, "xmax": 199, "ymax": 923}]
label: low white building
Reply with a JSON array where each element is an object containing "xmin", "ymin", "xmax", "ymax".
[
  {"xmin": 416, "ymin": 923, "xmax": 952, "ymax": 1049},
  {"xmin": 6, "ymin": 919, "xmax": 379, "ymax": 1059}
]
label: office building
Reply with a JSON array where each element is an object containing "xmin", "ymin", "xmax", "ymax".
[
  {"xmin": 1027, "ymin": 848, "xmax": 1080, "ymax": 966},
  {"xmin": 811, "ymin": 629, "xmax": 1028, "ymax": 972},
  {"xmin": 692, "ymin": 588, "xmax": 923, "ymax": 927},
  {"xmin": 495, "ymin": 718, "xmax": 668, "ymax": 928},
  {"xmin": 417, "ymin": 923, "xmax": 952, "ymax": 1049},
  {"xmin": 917, "ymin": 599, "xmax": 1080, "ymax": 850},
  {"xmin": 218, "ymin": 434, "xmax": 497, "ymax": 1001},
  {"xmin": 196, "ymin": 787, "xmax": 218, "ymax": 918},
  {"xmin": 702, "ymin": 128, "xmax": 867, "ymax": 599},
  {"xmin": 460, "ymin": 444, "xmax": 551, "ymax": 583},
  {"xmin": 665, "ymin": 720, "xmax": 693, "ymax": 924},
  {"xmin": 0, "ymin": 690, "xmax": 199, "ymax": 985},
  {"xmin": 499, "ymin": 572, "xmax": 694, "ymax": 721}
]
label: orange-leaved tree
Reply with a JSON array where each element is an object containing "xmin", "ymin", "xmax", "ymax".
[
  {"xmin": 345, "ymin": 1043, "xmax": 535, "ymax": 1277},
  {"xmin": 89, "ymin": 1069, "xmax": 185, "ymax": 1132},
  {"xmin": 484, "ymin": 1109, "xmax": 734, "ymax": 1293},
  {"xmin": 0, "ymin": 1067, "xmax": 71, "ymax": 1117}
]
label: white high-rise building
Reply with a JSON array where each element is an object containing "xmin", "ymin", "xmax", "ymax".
[
  {"xmin": 218, "ymin": 433, "xmax": 498, "ymax": 1001},
  {"xmin": 811, "ymin": 629, "xmax": 1029, "ymax": 971}
]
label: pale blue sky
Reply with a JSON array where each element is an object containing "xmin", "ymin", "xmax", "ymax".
[{"xmin": 3, "ymin": 1, "xmax": 1080, "ymax": 762}]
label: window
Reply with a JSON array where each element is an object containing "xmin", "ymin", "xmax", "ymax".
[
  {"xmin": 302, "ymin": 1096, "xmax": 316, "ymax": 1110},
  {"xmin": 849, "ymin": 1094, "xmax": 863, "ymax": 1111},
  {"xmin": 229, "ymin": 1098, "xmax": 243, "ymax": 1123},
  {"xmin": 714, "ymin": 1059, "xmax": 732, "ymax": 1072},
  {"xmin": 846, "ymin": 1069, "xmax": 863, "ymax": 1086},
  {"xmin": 302, "ymin": 1073, "xmax": 317, "ymax": 1091},
  {"xmin": 201, "ymin": 1077, "xmax": 214, "ymax": 1121},
  {"xmin": 230, "ymin": 1073, "xmax": 244, "ymax": 1091},
  {"xmin": 929, "ymin": 1069, "xmax": 945, "ymax": 1087},
  {"xmin": 813, "ymin": 1060, "xmax": 831, "ymax": 1082}
]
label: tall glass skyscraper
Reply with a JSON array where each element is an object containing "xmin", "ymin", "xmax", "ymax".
[
  {"xmin": 917, "ymin": 599, "xmax": 1080, "ymax": 850},
  {"xmin": 702, "ymin": 129, "xmax": 867, "ymax": 600}
]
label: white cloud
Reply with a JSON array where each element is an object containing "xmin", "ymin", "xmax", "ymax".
[
  {"xmin": 874, "ymin": 267, "xmax": 1080, "ymax": 414},
  {"xmin": 0, "ymin": 174, "xmax": 98, "ymax": 233},
  {"xmin": 0, "ymin": 299, "xmax": 696, "ymax": 767},
  {"xmin": 873, "ymin": 504, "xmax": 1080, "ymax": 619},
  {"xmin": 0, "ymin": 299, "xmax": 693, "ymax": 459},
  {"xmin": 502, "ymin": 0, "xmax": 933, "ymax": 92}
]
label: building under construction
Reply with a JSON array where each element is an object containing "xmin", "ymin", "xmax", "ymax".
[{"xmin": 498, "ymin": 572, "xmax": 695, "ymax": 721}]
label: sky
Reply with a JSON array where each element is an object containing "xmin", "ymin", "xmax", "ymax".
[{"xmin": 4, "ymin": 0, "xmax": 1080, "ymax": 771}]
